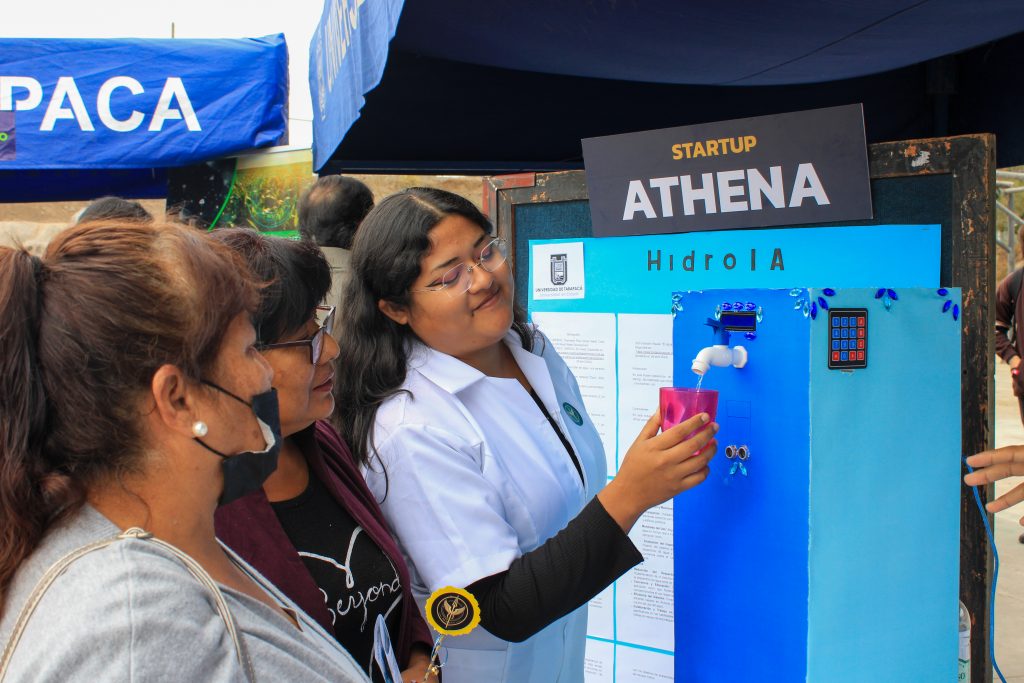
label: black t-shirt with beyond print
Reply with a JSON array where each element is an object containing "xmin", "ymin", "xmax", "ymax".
[{"xmin": 271, "ymin": 471, "xmax": 403, "ymax": 681}]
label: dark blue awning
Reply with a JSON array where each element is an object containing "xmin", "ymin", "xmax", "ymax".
[
  {"xmin": 391, "ymin": 0, "xmax": 1024, "ymax": 86},
  {"xmin": 313, "ymin": 0, "xmax": 1024, "ymax": 172}
]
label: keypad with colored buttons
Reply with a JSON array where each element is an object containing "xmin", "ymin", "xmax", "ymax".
[{"xmin": 828, "ymin": 308, "xmax": 867, "ymax": 369}]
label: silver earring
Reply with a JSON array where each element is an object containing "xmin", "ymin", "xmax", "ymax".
[{"xmin": 192, "ymin": 421, "xmax": 208, "ymax": 438}]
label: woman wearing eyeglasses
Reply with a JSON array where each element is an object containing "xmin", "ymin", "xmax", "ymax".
[
  {"xmin": 335, "ymin": 188, "xmax": 718, "ymax": 683},
  {"xmin": 210, "ymin": 229, "xmax": 434, "ymax": 683}
]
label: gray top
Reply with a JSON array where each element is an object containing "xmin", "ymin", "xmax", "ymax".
[
  {"xmin": 321, "ymin": 246, "xmax": 352, "ymax": 316},
  {"xmin": 0, "ymin": 505, "xmax": 369, "ymax": 682}
]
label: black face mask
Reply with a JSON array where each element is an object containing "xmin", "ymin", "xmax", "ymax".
[{"xmin": 194, "ymin": 381, "xmax": 282, "ymax": 506}]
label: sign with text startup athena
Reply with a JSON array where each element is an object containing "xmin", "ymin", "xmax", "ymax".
[{"xmin": 582, "ymin": 104, "xmax": 873, "ymax": 238}]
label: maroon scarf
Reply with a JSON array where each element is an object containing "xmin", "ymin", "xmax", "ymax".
[{"xmin": 215, "ymin": 420, "xmax": 432, "ymax": 668}]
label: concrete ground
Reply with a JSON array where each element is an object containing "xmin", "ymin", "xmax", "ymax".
[{"xmin": 991, "ymin": 362, "xmax": 1024, "ymax": 680}]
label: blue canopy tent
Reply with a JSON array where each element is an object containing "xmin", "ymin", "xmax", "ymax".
[
  {"xmin": 311, "ymin": 0, "xmax": 1024, "ymax": 173},
  {"xmin": 0, "ymin": 34, "xmax": 288, "ymax": 202}
]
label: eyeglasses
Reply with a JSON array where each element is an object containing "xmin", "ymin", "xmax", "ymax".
[
  {"xmin": 256, "ymin": 306, "xmax": 336, "ymax": 365},
  {"xmin": 413, "ymin": 237, "xmax": 508, "ymax": 298}
]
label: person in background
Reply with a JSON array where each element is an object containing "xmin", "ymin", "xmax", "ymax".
[
  {"xmin": 211, "ymin": 228, "xmax": 434, "ymax": 683},
  {"xmin": 298, "ymin": 175, "xmax": 375, "ymax": 316},
  {"xmin": 75, "ymin": 195, "xmax": 153, "ymax": 224},
  {"xmin": 0, "ymin": 220, "xmax": 367, "ymax": 681},
  {"xmin": 335, "ymin": 187, "xmax": 717, "ymax": 683},
  {"xmin": 964, "ymin": 446, "xmax": 1024, "ymax": 537},
  {"xmin": 992, "ymin": 223, "xmax": 1024, "ymax": 543},
  {"xmin": 995, "ymin": 224, "xmax": 1024, "ymax": 422}
]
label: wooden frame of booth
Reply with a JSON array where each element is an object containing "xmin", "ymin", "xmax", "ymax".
[{"xmin": 485, "ymin": 133, "xmax": 997, "ymax": 683}]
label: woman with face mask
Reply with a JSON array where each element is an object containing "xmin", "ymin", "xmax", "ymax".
[
  {"xmin": 0, "ymin": 221, "xmax": 368, "ymax": 682},
  {"xmin": 335, "ymin": 188, "xmax": 718, "ymax": 683},
  {"xmin": 211, "ymin": 228, "xmax": 434, "ymax": 683}
]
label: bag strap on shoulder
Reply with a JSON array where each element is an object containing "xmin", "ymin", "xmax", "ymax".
[{"xmin": 0, "ymin": 527, "xmax": 255, "ymax": 682}]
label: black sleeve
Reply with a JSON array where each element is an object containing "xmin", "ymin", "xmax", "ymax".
[
  {"xmin": 465, "ymin": 496, "xmax": 643, "ymax": 643},
  {"xmin": 996, "ymin": 271, "xmax": 1018, "ymax": 363}
]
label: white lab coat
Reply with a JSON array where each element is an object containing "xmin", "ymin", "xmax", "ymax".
[{"xmin": 365, "ymin": 327, "xmax": 607, "ymax": 683}]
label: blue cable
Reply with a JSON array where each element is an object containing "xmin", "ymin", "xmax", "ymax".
[{"xmin": 963, "ymin": 458, "xmax": 1007, "ymax": 683}]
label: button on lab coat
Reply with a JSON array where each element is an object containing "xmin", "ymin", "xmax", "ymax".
[{"xmin": 365, "ymin": 328, "xmax": 607, "ymax": 683}]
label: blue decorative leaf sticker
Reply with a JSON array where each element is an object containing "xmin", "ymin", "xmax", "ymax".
[
  {"xmin": 942, "ymin": 300, "xmax": 952, "ymax": 313},
  {"xmin": 953, "ymin": 304, "xmax": 960, "ymax": 321},
  {"xmin": 671, "ymin": 293, "xmax": 684, "ymax": 316},
  {"xmin": 823, "ymin": 288, "xmax": 836, "ymax": 297},
  {"xmin": 887, "ymin": 289, "xmax": 898, "ymax": 300},
  {"xmin": 810, "ymin": 301, "xmax": 818, "ymax": 319},
  {"xmin": 721, "ymin": 302, "xmax": 732, "ymax": 311},
  {"xmin": 733, "ymin": 301, "xmax": 744, "ymax": 311},
  {"xmin": 817, "ymin": 296, "xmax": 829, "ymax": 310},
  {"xmin": 875, "ymin": 288, "xmax": 886, "ymax": 299},
  {"xmin": 937, "ymin": 288, "xmax": 949, "ymax": 296},
  {"xmin": 745, "ymin": 302, "xmax": 756, "ymax": 311},
  {"xmin": 744, "ymin": 331, "xmax": 757, "ymax": 340}
]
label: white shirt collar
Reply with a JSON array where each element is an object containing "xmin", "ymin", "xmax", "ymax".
[{"xmin": 410, "ymin": 327, "xmax": 546, "ymax": 395}]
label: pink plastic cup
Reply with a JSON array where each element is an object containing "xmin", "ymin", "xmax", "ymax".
[{"xmin": 659, "ymin": 387, "xmax": 718, "ymax": 452}]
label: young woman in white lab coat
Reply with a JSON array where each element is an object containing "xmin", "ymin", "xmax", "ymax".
[{"xmin": 334, "ymin": 188, "xmax": 718, "ymax": 683}]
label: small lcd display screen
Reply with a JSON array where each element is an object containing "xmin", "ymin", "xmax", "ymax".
[{"xmin": 720, "ymin": 311, "xmax": 756, "ymax": 332}]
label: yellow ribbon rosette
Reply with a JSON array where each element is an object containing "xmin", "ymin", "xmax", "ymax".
[
  {"xmin": 425, "ymin": 586, "xmax": 481, "ymax": 636},
  {"xmin": 421, "ymin": 586, "xmax": 481, "ymax": 680}
]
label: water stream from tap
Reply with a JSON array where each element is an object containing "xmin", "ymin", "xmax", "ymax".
[{"xmin": 695, "ymin": 374, "xmax": 704, "ymax": 392}]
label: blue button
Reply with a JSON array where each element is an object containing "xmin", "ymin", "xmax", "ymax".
[
  {"xmin": 841, "ymin": 329, "xmax": 848, "ymax": 338},
  {"xmin": 832, "ymin": 317, "xmax": 839, "ymax": 327},
  {"xmin": 832, "ymin": 340, "xmax": 839, "ymax": 350},
  {"xmin": 841, "ymin": 340, "xmax": 848, "ymax": 350},
  {"xmin": 841, "ymin": 316, "xmax": 849, "ymax": 325},
  {"xmin": 832, "ymin": 329, "xmax": 839, "ymax": 338},
  {"xmin": 841, "ymin": 351, "xmax": 849, "ymax": 361}
]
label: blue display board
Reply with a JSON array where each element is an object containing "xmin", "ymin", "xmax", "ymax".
[
  {"xmin": 672, "ymin": 288, "xmax": 961, "ymax": 682},
  {"xmin": 526, "ymin": 224, "xmax": 959, "ymax": 682},
  {"xmin": 530, "ymin": 224, "xmax": 940, "ymax": 315}
]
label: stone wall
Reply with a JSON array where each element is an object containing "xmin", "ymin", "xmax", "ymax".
[{"xmin": 0, "ymin": 222, "xmax": 69, "ymax": 255}]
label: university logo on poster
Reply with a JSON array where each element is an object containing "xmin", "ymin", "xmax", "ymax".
[
  {"xmin": 550, "ymin": 254, "xmax": 568, "ymax": 285},
  {"xmin": 532, "ymin": 242, "xmax": 584, "ymax": 300}
]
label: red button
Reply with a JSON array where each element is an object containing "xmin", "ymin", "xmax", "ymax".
[
  {"xmin": 832, "ymin": 351, "xmax": 840, "ymax": 361},
  {"xmin": 857, "ymin": 351, "xmax": 865, "ymax": 361},
  {"xmin": 858, "ymin": 340, "xmax": 865, "ymax": 349},
  {"xmin": 858, "ymin": 328, "xmax": 865, "ymax": 338},
  {"xmin": 858, "ymin": 317, "xmax": 865, "ymax": 326}
]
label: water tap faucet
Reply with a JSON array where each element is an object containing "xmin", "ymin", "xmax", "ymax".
[{"xmin": 691, "ymin": 318, "xmax": 748, "ymax": 376}]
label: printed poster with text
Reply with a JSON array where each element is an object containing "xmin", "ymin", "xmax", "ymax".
[{"xmin": 532, "ymin": 311, "xmax": 675, "ymax": 681}]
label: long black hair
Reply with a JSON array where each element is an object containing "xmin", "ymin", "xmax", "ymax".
[{"xmin": 335, "ymin": 187, "xmax": 533, "ymax": 465}]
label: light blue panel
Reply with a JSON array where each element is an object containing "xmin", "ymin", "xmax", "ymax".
[
  {"xmin": 528, "ymin": 225, "xmax": 940, "ymax": 315},
  {"xmin": 672, "ymin": 289, "xmax": 810, "ymax": 683},
  {"xmin": 806, "ymin": 288, "xmax": 962, "ymax": 682}
]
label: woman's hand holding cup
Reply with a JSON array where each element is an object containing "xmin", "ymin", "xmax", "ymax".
[{"xmin": 598, "ymin": 410, "xmax": 718, "ymax": 533}]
